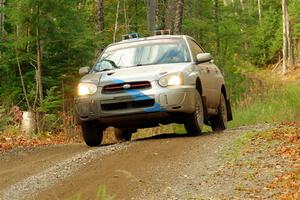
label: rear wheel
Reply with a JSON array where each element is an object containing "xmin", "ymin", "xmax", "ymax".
[
  {"xmin": 210, "ymin": 93, "xmax": 228, "ymax": 132},
  {"xmin": 114, "ymin": 128, "xmax": 133, "ymax": 142},
  {"xmin": 81, "ymin": 121, "xmax": 103, "ymax": 147},
  {"xmin": 184, "ymin": 91, "xmax": 204, "ymax": 135}
]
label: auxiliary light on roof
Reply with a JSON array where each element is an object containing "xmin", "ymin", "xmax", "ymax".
[
  {"xmin": 154, "ymin": 29, "xmax": 171, "ymax": 36},
  {"xmin": 122, "ymin": 33, "xmax": 139, "ymax": 40}
]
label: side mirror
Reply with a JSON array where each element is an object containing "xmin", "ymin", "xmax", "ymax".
[
  {"xmin": 196, "ymin": 53, "xmax": 212, "ymax": 64},
  {"xmin": 79, "ymin": 66, "xmax": 90, "ymax": 75}
]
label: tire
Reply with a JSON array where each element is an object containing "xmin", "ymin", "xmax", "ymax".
[
  {"xmin": 210, "ymin": 93, "xmax": 228, "ymax": 132},
  {"xmin": 184, "ymin": 91, "xmax": 204, "ymax": 135},
  {"xmin": 114, "ymin": 128, "xmax": 133, "ymax": 142},
  {"xmin": 81, "ymin": 121, "xmax": 103, "ymax": 147}
]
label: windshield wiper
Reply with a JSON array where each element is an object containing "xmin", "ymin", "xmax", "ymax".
[{"xmin": 134, "ymin": 63, "xmax": 155, "ymax": 67}]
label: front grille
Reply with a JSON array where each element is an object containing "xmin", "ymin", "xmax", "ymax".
[
  {"xmin": 101, "ymin": 99, "xmax": 155, "ymax": 111},
  {"xmin": 103, "ymin": 81, "xmax": 151, "ymax": 93}
]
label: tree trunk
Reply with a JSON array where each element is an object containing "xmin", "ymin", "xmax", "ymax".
[
  {"xmin": 147, "ymin": 0, "xmax": 157, "ymax": 32},
  {"xmin": 36, "ymin": 0, "xmax": 44, "ymax": 133},
  {"xmin": 0, "ymin": 0, "xmax": 5, "ymax": 36},
  {"xmin": 36, "ymin": 1, "xmax": 43, "ymax": 104},
  {"xmin": 287, "ymin": 18, "xmax": 294, "ymax": 67},
  {"xmin": 165, "ymin": 0, "xmax": 176, "ymax": 32},
  {"xmin": 123, "ymin": 0, "xmax": 129, "ymax": 32},
  {"xmin": 239, "ymin": 0, "xmax": 244, "ymax": 11},
  {"xmin": 297, "ymin": 38, "xmax": 300, "ymax": 59},
  {"xmin": 258, "ymin": 0, "xmax": 262, "ymax": 25},
  {"xmin": 188, "ymin": 0, "xmax": 193, "ymax": 18},
  {"xmin": 231, "ymin": 0, "xmax": 238, "ymax": 16},
  {"xmin": 15, "ymin": 25, "xmax": 31, "ymax": 110},
  {"xmin": 113, "ymin": 0, "xmax": 120, "ymax": 42},
  {"xmin": 158, "ymin": 0, "xmax": 167, "ymax": 30},
  {"xmin": 213, "ymin": 0, "xmax": 220, "ymax": 59},
  {"xmin": 282, "ymin": 0, "xmax": 288, "ymax": 74},
  {"xmin": 95, "ymin": 0, "xmax": 104, "ymax": 32},
  {"xmin": 173, "ymin": 0, "xmax": 184, "ymax": 34},
  {"xmin": 134, "ymin": 0, "xmax": 138, "ymax": 32},
  {"xmin": 223, "ymin": 0, "xmax": 228, "ymax": 7}
]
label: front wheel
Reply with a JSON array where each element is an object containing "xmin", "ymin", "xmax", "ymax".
[
  {"xmin": 81, "ymin": 121, "xmax": 103, "ymax": 147},
  {"xmin": 210, "ymin": 93, "xmax": 228, "ymax": 132},
  {"xmin": 114, "ymin": 128, "xmax": 133, "ymax": 142},
  {"xmin": 184, "ymin": 91, "xmax": 204, "ymax": 135}
]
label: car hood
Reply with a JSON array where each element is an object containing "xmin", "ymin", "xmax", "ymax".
[{"xmin": 81, "ymin": 63, "xmax": 191, "ymax": 86}]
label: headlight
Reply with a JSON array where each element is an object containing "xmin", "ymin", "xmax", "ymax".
[
  {"xmin": 78, "ymin": 83, "xmax": 97, "ymax": 96},
  {"xmin": 158, "ymin": 72, "xmax": 184, "ymax": 87}
]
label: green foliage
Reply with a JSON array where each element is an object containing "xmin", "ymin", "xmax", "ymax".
[
  {"xmin": 247, "ymin": 8, "xmax": 282, "ymax": 65},
  {"xmin": 0, "ymin": 0, "xmax": 97, "ymax": 109},
  {"xmin": 38, "ymin": 87, "xmax": 62, "ymax": 113}
]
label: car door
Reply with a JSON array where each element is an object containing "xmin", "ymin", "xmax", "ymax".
[{"xmin": 187, "ymin": 39, "xmax": 218, "ymax": 109}]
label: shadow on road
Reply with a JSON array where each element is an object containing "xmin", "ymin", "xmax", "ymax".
[{"xmin": 133, "ymin": 131, "xmax": 214, "ymax": 142}]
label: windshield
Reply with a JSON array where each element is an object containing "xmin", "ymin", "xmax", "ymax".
[{"xmin": 94, "ymin": 39, "xmax": 191, "ymax": 72}]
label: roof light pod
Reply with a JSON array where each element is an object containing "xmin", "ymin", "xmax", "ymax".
[
  {"xmin": 122, "ymin": 33, "xmax": 139, "ymax": 40},
  {"xmin": 154, "ymin": 29, "xmax": 171, "ymax": 36}
]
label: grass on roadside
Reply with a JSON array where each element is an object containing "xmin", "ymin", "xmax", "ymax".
[
  {"xmin": 229, "ymin": 78, "xmax": 300, "ymax": 128},
  {"xmin": 69, "ymin": 185, "xmax": 114, "ymax": 200}
]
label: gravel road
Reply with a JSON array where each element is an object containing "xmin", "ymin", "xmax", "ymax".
[{"xmin": 0, "ymin": 124, "xmax": 272, "ymax": 200}]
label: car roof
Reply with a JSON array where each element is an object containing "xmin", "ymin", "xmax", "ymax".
[{"xmin": 107, "ymin": 35, "xmax": 189, "ymax": 48}]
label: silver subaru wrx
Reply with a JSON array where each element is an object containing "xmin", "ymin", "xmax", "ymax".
[{"xmin": 75, "ymin": 34, "xmax": 232, "ymax": 146}]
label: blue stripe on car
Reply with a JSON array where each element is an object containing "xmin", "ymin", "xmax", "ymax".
[{"xmin": 111, "ymin": 78, "xmax": 164, "ymax": 112}]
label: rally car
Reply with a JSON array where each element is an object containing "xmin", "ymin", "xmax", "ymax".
[{"xmin": 75, "ymin": 32, "xmax": 232, "ymax": 146}]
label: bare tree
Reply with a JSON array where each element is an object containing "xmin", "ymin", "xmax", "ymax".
[
  {"xmin": 95, "ymin": 0, "xmax": 104, "ymax": 32},
  {"xmin": 147, "ymin": 0, "xmax": 157, "ymax": 32},
  {"xmin": 173, "ymin": 0, "xmax": 184, "ymax": 34},
  {"xmin": 282, "ymin": 0, "xmax": 288, "ymax": 74},
  {"xmin": 258, "ymin": 0, "xmax": 262, "ymax": 25},
  {"xmin": 282, "ymin": 0, "xmax": 295, "ymax": 74},
  {"xmin": 113, "ymin": 0, "xmax": 120, "ymax": 42}
]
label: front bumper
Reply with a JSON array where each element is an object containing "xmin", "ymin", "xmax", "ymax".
[{"xmin": 75, "ymin": 81, "xmax": 196, "ymax": 124}]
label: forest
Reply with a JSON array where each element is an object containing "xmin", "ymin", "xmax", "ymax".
[{"xmin": 0, "ymin": 0, "xmax": 300, "ymax": 134}]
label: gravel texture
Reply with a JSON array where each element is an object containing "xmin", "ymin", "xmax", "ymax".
[{"xmin": 0, "ymin": 143, "xmax": 130, "ymax": 200}]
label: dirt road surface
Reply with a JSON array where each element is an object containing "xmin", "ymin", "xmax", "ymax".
[{"xmin": 0, "ymin": 125, "xmax": 272, "ymax": 200}]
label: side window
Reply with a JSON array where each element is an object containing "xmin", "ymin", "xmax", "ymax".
[{"xmin": 188, "ymin": 39, "xmax": 204, "ymax": 60}]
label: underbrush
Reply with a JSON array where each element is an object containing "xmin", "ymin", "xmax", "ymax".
[{"xmin": 229, "ymin": 71, "xmax": 300, "ymax": 127}]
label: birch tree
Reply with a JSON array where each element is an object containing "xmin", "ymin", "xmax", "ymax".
[
  {"xmin": 282, "ymin": 0, "xmax": 294, "ymax": 74},
  {"xmin": 147, "ymin": 0, "xmax": 157, "ymax": 32},
  {"xmin": 258, "ymin": 0, "xmax": 262, "ymax": 25},
  {"xmin": 113, "ymin": 0, "xmax": 120, "ymax": 42}
]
